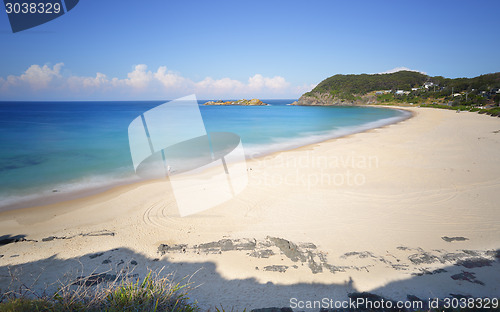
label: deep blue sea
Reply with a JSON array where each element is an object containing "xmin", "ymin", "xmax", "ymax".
[{"xmin": 0, "ymin": 99, "xmax": 409, "ymax": 209}]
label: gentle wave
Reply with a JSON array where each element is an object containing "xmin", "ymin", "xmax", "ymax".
[
  {"xmin": 243, "ymin": 109, "xmax": 411, "ymax": 158},
  {"xmin": 0, "ymin": 170, "xmax": 140, "ymax": 212}
]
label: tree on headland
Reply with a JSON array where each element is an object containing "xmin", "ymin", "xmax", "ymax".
[{"xmin": 298, "ymin": 71, "xmax": 500, "ymax": 107}]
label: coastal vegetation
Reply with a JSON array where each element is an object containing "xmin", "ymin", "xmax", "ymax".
[
  {"xmin": 1, "ymin": 275, "xmax": 499, "ymax": 312},
  {"xmin": 0, "ymin": 270, "xmax": 197, "ymax": 312},
  {"xmin": 304, "ymin": 71, "xmax": 428, "ymax": 100},
  {"xmin": 295, "ymin": 71, "xmax": 500, "ymax": 114}
]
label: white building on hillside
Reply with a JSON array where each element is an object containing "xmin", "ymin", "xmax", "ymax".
[
  {"xmin": 424, "ymin": 82, "xmax": 435, "ymax": 89},
  {"xmin": 395, "ymin": 90, "xmax": 411, "ymax": 95}
]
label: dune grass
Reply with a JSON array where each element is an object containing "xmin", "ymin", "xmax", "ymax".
[{"xmin": 0, "ymin": 269, "xmax": 198, "ymax": 312}]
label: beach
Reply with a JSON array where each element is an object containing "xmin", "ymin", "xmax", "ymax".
[{"xmin": 1, "ymin": 106, "xmax": 499, "ymax": 309}]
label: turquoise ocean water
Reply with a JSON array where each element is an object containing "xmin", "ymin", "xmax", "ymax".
[{"xmin": 0, "ymin": 100, "xmax": 409, "ymax": 209}]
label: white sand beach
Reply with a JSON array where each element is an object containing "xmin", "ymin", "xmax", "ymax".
[{"xmin": 1, "ymin": 106, "xmax": 499, "ymax": 310}]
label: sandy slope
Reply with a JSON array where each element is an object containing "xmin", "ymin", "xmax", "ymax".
[{"xmin": 1, "ymin": 107, "xmax": 499, "ymax": 310}]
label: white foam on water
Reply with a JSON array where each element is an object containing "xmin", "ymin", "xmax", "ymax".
[
  {"xmin": 243, "ymin": 110, "xmax": 410, "ymax": 158},
  {"xmin": 0, "ymin": 169, "xmax": 140, "ymax": 212}
]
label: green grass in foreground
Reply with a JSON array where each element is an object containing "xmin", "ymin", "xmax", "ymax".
[
  {"xmin": 1, "ymin": 273, "xmax": 499, "ymax": 312},
  {"xmin": 0, "ymin": 270, "xmax": 198, "ymax": 312}
]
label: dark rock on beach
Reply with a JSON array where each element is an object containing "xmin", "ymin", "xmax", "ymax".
[
  {"xmin": 158, "ymin": 244, "xmax": 187, "ymax": 255},
  {"xmin": 390, "ymin": 264, "xmax": 409, "ymax": 271},
  {"xmin": 408, "ymin": 252, "xmax": 442, "ymax": 265},
  {"xmin": 263, "ymin": 265, "xmax": 288, "ymax": 273},
  {"xmin": 441, "ymin": 252, "xmax": 469, "ymax": 262},
  {"xmin": 220, "ymin": 238, "xmax": 256, "ymax": 251},
  {"xmin": 267, "ymin": 236, "xmax": 306, "ymax": 262},
  {"xmin": 194, "ymin": 238, "xmax": 256, "ymax": 253},
  {"xmin": 0, "ymin": 235, "xmax": 28, "ymax": 246},
  {"xmin": 450, "ymin": 271, "xmax": 485, "ymax": 285},
  {"xmin": 299, "ymin": 242, "xmax": 317, "ymax": 249},
  {"xmin": 73, "ymin": 273, "xmax": 117, "ymax": 286},
  {"xmin": 494, "ymin": 250, "xmax": 500, "ymax": 261},
  {"xmin": 462, "ymin": 250, "xmax": 480, "ymax": 256},
  {"xmin": 412, "ymin": 268, "xmax": 447, "ymax": 276},
  {"xmin": 89, "ymin": 252, "xmax": 104, "ymax": 259},
  {"xmin": 455, "ymin": 257, "xmax": 493, "ymax": 268},
  {"xmin": 307, "ymin": 251, "xmax": 323, "ymax": 274},
  {"xmin": 442, "ymin": 236, "xmax": 469, "ymax": 242},
  {"xmin": 81, "ymin": 230, "xmax": 115, "ymax": 237},
  {"xmin": 322, "ymin": 263, "xmax": 348, "ymax": 273},
  {"xmin": 42, "ymin": 235, "xmax": 69, "ymax": 242},
  {"xmin": 342, "ymin": 251, "xmax": 374, "ymax": 259},
  {"xmin": 250, "ymin": 249, "xmax": 275, "ymax": 258}
]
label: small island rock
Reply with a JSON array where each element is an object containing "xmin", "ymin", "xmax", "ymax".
[{"xmin": 204, "ymin": 99, "xmax": 267, "ymax": 106}]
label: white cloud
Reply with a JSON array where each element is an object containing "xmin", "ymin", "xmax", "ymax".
[
  {"xmin": 154, "ymin": 66, "xmax": 190, "ymax": 89},
  {"xmin": 248, "ymin": 74, "xmax": 289, "ymax": 91},
  {"xmin": 196, "ymin": 77, "xmax": 244, "ymax": 93},
  {"xmin": 265, "ymin": 76, "xmax": 289, "ymax": 90},
  {"xmin": 377, "ymin": 67, "xmax": 427, "ymax": 75},
  {"xmin": 67, "ymin": 72, "xmax": 109, "ymax": 90},
  {"xmin": 5, "ymin": 63, "xmax": 63, "ymax": 90},
  {"xmin": 0, "ymin": 63, "xmax": 313, "ymax": 99},
  {"xmin": 248, "ymin": 74, "xmax": 265, "ymax": 89},
  {"xmin": 125, "ymin": 64, "xmax": 153, "ymax": 89}
]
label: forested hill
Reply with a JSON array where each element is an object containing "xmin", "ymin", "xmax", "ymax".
[{"xmin": 294, "ymin": 71, "xmax": 500, "ymax": 106}]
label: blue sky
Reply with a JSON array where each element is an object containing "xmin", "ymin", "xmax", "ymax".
[{"xmin": 1, "ymin": 0, "xmax": 499, "ymax": 100}]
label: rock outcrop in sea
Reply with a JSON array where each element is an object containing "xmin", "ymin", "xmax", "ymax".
[{"xmin": 204, "ymin": 99, "xmax": 267, "ymax": 106}]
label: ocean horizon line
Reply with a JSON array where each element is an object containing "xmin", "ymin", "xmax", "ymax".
[{"xmin": 0, "ymin": 98, "xmax": 300, "ymax": 103}]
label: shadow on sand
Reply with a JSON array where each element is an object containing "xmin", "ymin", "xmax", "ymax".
[{"xmin": 0, "ymin": 237, "xmax": 499, "ymax": 311}]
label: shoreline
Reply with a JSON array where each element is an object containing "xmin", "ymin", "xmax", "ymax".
[
  {"xmin": 1, "ymin": 106, "xmax": 499, "ymax": 309},
  {"xmin": 0, "ymin": 106, "xmax": 412, "ymax": 213}
]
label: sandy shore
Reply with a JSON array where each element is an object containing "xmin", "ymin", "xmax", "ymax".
[{"xmin": 1, "ymin": 106, "xmax": 499, "ymax": 309}]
